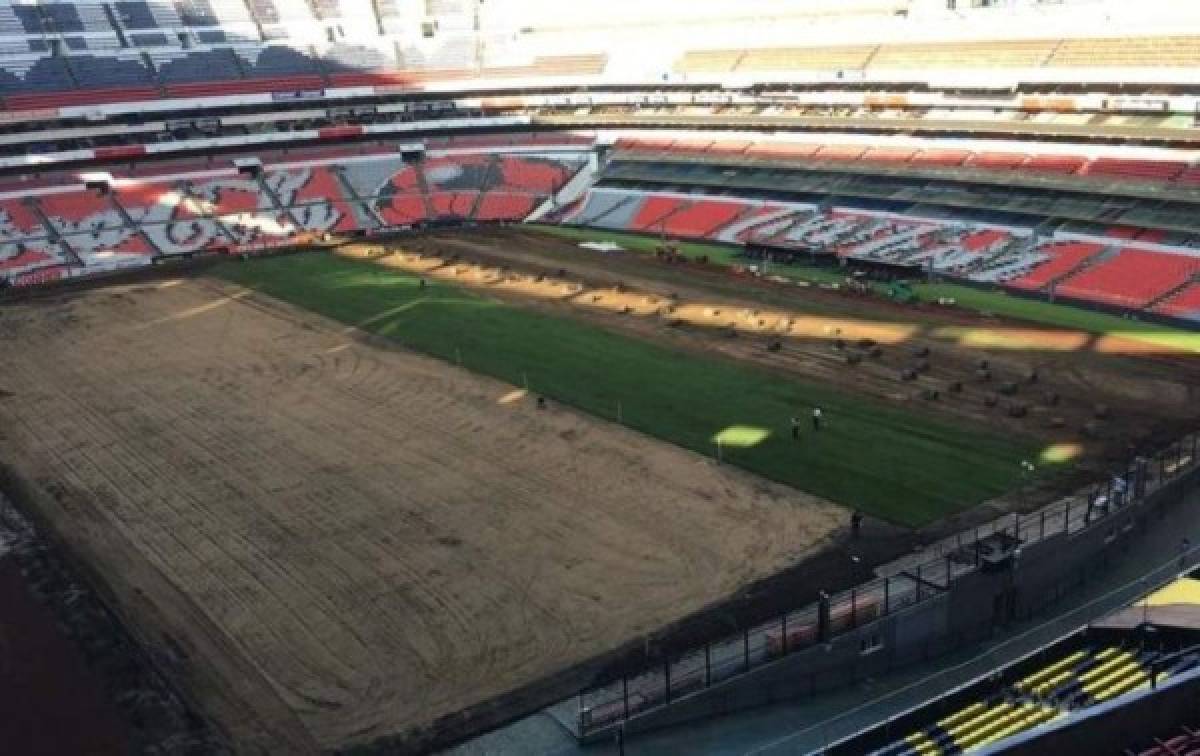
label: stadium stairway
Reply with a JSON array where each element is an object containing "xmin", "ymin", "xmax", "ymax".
[
  {"xmin": 107, "ymin": 192, "xmax": 163, "ymax": 257},
  {"xmin": 466, "ymin": 156, "xmax": 501, "ymax": 220},
  {"xmin": 250, "ymin": 171, "xmax": 294, "ymax": 230},
  {"xmin": 28, "ymin": 197, "xmax": 83, "ymax": 268},
  {"xmin": 329, "ymin": 167, "xmax": 385, "ymax": 231},
  {"xmin": 413, "ymin": 162, "xmax": 437, "ymax": 220}
]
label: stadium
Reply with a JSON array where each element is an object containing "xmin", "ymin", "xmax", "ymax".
[{"xmin": 0, "ymin": 0, "xmax": 1199, "ymax": 754}]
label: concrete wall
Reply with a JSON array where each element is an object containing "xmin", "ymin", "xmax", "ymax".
[{"xmin": 582, "ymin": 465, "xmax": 1200, "ymax": 743}]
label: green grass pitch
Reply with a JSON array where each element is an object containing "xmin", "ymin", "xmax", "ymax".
[{"xmin": 215, "ymin": 251, "xmax": 1044, "ymax": 527}]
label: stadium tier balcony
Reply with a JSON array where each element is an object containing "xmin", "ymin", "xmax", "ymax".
[
  {"xmin": 815, "ymin": 144, "xmax": 867, "ymax": 162},
  {"xmin": 1085, "ymin": 158, "xmax": 1188, "ymax": 183},
  {"xmin": 1024, "ymin": 154, "xmax": 1089, "ymax": 175},
  {"xmin": 1048, "ymin": 35, "xmax": 1200, "ymax": 67},
  {"xmin": 872, "ymin": 38, "xmax": 1057, "ymax": 69},
  {"xmin": 911, "ymin": 149, "xmax": 971, "ymax": 168},
  {"xmin": 860, "ymin": 146, "xmax": 918, "ymax": 164},
  {"xmin": 1055, "ymin": 248, "xmax": 1200, "ymax": 309}
]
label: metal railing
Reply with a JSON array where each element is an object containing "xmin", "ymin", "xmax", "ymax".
[{"xmin": 574, "ymin": 432, "xmax": 1200, "ymax": 736}]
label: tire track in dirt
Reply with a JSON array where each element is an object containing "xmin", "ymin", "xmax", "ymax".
[{"xmin": 0, "ymin": 279, "xmax": 845, "ymax": 752}]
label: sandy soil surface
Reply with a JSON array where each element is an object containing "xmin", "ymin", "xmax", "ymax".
[
  {"xmin": 0, "ymin": 278, "xmax": 844, "ymax": 753},
  {"xmin": 354, "ymin": 230, "xmax": 1200, "ymax": 497}
]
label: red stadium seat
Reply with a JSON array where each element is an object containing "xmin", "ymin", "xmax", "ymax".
[
  {"xmin": 630, "ymin": 195, "xmax": 687, "ymax": 230},
  {"xmin": 1007, "ymin": 241, "xmax": 1105, "ymax": 291},
  {"xmin": 1056, "ymin": 248, "xmax": 1200, "ymax": 308},
  {"xmin": 1152, "ymin": 283, "xmax": 1200, "ymax": 321},
  {"xmin": 656, "ymin": 199, "xmax": 749, "ymax": 238},
  {"xmin": 475, "ymin": 193, "xmax": 539, "ymax": 221}
]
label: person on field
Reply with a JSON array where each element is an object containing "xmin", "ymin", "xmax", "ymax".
[
  {"xmin": 851, "ymin": 511, "xmax": 863, "ymax": 538},
  {"xmin": 791, "ymin": 416, "xmax": 801, "ymax": 441},
  {"xmin": 812, "ymin": 406, "xmax": 823, "ymax": 431}
]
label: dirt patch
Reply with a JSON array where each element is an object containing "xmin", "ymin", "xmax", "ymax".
[{"xmin": 0, "ymin": 278, "xmax": 845, "ymax": 753}]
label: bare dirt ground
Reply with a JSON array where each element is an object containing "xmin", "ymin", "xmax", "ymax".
[
  {"xmin": 0, "ymin": 278, "xmax": 845, "ymax": 753},
  {"xmin": 358, "ymin": 229, "xmax": 1200, "ymax": 513}
]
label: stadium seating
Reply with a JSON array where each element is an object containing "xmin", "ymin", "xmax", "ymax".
[
  {"xmin": 652, "ymin": 200, "xmax": 748, "ymax": 238},
  {"xmin": 1006, "ymin": 241, "xmax": 1106, "ymax": 291},
  {"xmin": 428, "ymin": 191, "xmax": 477, "ymax": 220},
  {"xmin": 630, "ymin": 195, "xmax": 688, "ymax": 232},
  {"xmin": 475, "ymin": 193, "xmax": 539, "ymax": 222},
  {"xmin": 1055, "ymin": 249, "xmax": 1200, "ymax": 308},
  {"xmin": 1152, "ymin": 284, "xmax": 1200, "ymax": 323},
  {"xmin": 877, "ymin": 645, "xmax": 1200, "ymax": 756},
  {"xmin": 677, "ymin": 35, "xmax": 1200, "ymax": 76},
  {"xmin": 0, "ymin": 198, "xmax": 50, "ymax": 242},
  {"xmin": 870, "ymin": 39, "xmax": 1058, "ymax": 69},
  {"xmin": 375, "ymin": 194, "xmax": 428, "ymax": 227},
  {"xmin": 1048, "ymin": 36, "xmax": 1200, "ymax": 67},
  {"xmin": 615, "ymin": 139, "xmax": 1200, "ymax": 191},
  {"xmin": 496, "ymin": 156, "xmax": 582, "ymax": 194}
]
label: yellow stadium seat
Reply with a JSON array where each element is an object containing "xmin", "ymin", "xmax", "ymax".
[{"xmin": 1016, "ymin": 650, "xmax": 1087, "ymax": 692}]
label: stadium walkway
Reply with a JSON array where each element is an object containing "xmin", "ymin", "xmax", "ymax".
[{"xmin": 447, "ymin": 489, "xmax": 1200, "ymax": 756}]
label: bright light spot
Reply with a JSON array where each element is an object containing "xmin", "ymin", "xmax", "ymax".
[
  {"xmin": 712, "ymin": 425, "xmax": 771, "ymax": 448},
  {"xmin": 498, "ymin": 389, "xmax": 528, "ymax": 405},
  {"xmin": 934, "ymin": 326, "xmax": 1089, "ymax": 352},
  {"xmin": 1095, "ymin": 332, "xmax": 1200, "ymax": 356},
  {"xmin": 1040, "ymin": 442, "xmax": 1084, "ymax": 465}
]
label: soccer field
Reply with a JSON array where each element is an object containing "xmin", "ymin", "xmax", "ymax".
[{"xmin": 216, "ymin": 251, "xmax": 1039, "ymax": 526}]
